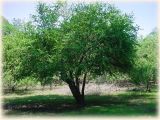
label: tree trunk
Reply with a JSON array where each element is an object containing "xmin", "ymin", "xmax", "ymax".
[
  {"xmin": 11, "ymin": 86, "xmax": 15, "ymax": 92},
  {"xmin": 64, "ymin": 71, "xmax": 87, "ymax": 106},
  {"xmin": 146, "ymin": 81, "xmax": 151, "ymax": 92},
  {"xmin": 50, "ymin": 83, "xmax": 53, "ymax": 90},
  {"xmin": 68, "ymin": 81, "xmax": 85, "ymax": 106},
  {"xmin": 81, "ymin": 73, "xmax": 87, "ymax": 102},
  {"xmin": 42, "ymin": 85, "xmax": 45, "ymax": 91},
  {"xmin": 25, "ymin": 86, "xmax": 28, "ymax": 91}
]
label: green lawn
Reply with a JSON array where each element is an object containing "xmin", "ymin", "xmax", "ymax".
[{"xmin": 3, "ymin": 91, "xmax": 158, "ymax": 117}]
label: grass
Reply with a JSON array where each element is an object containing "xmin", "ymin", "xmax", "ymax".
[{"xmin": 3, "ymin": 90, "xmax": 158, "ymax": 117}]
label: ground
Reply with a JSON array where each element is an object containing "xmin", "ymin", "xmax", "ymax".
[{"xmin": 2, "ymin": 83, "xmax": 158, "ymax": 117}]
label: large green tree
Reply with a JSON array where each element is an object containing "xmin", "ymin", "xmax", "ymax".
[{"xmin": 23, "ymin": 2, "xmax": 139, "ymax": 106}]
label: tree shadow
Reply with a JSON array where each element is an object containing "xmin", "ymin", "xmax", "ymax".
[
  {"xmin": 3, "ymin": 95, "xmax": 79, "ymax": 113},
  {"xmin": 3, "ymin": 92, "xmax": 158, "ymax": 116}
]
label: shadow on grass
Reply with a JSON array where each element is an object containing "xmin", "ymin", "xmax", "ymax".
[{"xmin": 3, "ymin": 91, "xmax": 158, "ymax": 116}]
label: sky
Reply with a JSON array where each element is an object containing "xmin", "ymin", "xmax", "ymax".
[{"xmin": 2, "ymin": 1, "xmax": 158, "ymax": 37}]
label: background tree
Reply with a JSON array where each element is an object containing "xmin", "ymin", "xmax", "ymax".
[
  {"xmin": 2, "ymin": 17, "xmax": 37, "ymax": 91},
  {"xmin": 1, "ymin": 16, "xmax": 15, "ymax": 35},
  {"xmin": 130, "ymin": 29, "xmax": 158, "ymax": 91}
]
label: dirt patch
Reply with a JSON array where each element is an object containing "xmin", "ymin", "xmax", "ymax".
[
  {"xmin": 3, "ymin": 83, "xmax": 135, "ymax": 98},
  {"xmin": 37, "ymin": 83, "xmax": 134, "ymax": 95}
]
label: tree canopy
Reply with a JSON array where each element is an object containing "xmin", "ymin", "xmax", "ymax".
[{"xmin": 20, "ymin": 2, "xmax": 138, "ymax": 105}]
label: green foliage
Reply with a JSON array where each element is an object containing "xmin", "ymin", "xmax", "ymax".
[
  {"xmin": 25, "ymin": 2, "xmax": 138, "ymax": 81},
  {"xmin": 1, "ymin": 16, "xmax": 15, "ymax": 35},
  {"xmin": 21, "ymin": 2, "xmax": 63, "ymax": 84},
  {"xmin": 59, "ymin": 3, "xmax": 138, "ymax": 80},
  {"xmin": 106, "ymin": 72, "xmax": 129, "ymax": 82},
  {"xmin": 3, "ymin": 70, "xmax": 19, "ymax": 91},
  {"xmin": 2, "ymin": 18, "xmax": 38, "ymax": 91},
  {"xmin": 18, "ymin": 76, "xmax": 38, "ymax": 90},
  {"xmin": 130, "ymin": 30, "xmax": 158, "ymax": 89}
]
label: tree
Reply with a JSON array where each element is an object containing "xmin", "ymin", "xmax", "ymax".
[
  {"xmin": 2, "ymin": 18, "xmax": 37, "ymax": 91},
  {"xmin": 130, "ymin": 29, "xmax": 158, "ymax": 91},
  {"xmin": 1, "ymin": 16, "xmax": 16, "ymax": 35},
  {"xmin": 23, "ymin": 2, "xmax": 139, "ymax": 106}
]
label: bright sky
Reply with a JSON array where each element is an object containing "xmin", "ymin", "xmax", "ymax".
[{"xmin": 2, "ymin": 1, "xmax": 158, "ymax": 37}]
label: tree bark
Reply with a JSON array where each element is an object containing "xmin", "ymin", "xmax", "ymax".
[
  {"xmin": 68, "ymin": 81, "xmax": 85, "ymax": 106},
  {"xmin": 75, "ymin": 77, "xmax": 80, "ymax": 91},
  {"xmin": 64, "ymin": 71, "xmax": 87, "ymax": 106},
  {"xmin": 11, "ymin": 86, "xmax": 15, "ymax": 92},
  {"xmin": 50, "ymin": 83, "xmax": 53, "ymax": 90},
  {"xmin": 146, "ymin": 80, "xmax": 151, "ymax": 92},
  {"xmin": 81, "ymin": 73, "xmax": 87, "ymax": 102}
]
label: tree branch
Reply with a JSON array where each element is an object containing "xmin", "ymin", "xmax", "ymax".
[
  {"xmin": 75, "ymin": 76, "xmax": 80, "ymax": 91},
  {"xmin": 81, "ymin": 73, "xmax": 87, "ymax": 96}
]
